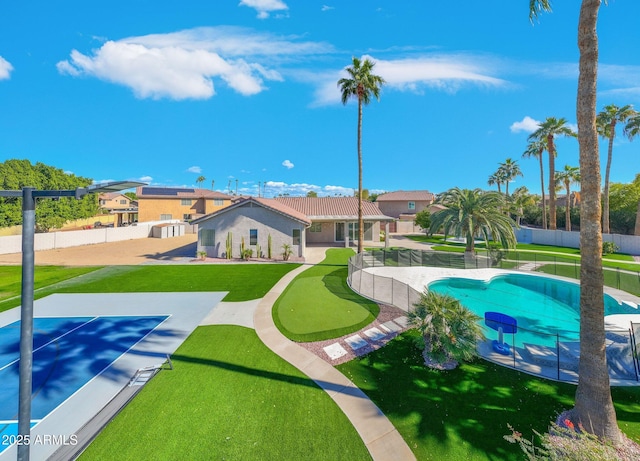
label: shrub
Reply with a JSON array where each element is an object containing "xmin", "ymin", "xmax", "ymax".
[{"xmin": 602, "ymin": 241, "xmax": 619, "ymax": 255}]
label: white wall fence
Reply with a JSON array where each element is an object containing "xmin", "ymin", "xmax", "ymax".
[
  {"xmin": 0, "ymin": 221, "xmax": 181, "ymax": 255},
  {"xmin": 516, "ymin": 227, "xmax": 640, "ymax": 256}
]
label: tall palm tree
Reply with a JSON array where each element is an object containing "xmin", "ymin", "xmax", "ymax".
[
  {"xmin": 523, "ymin": 139, "xmax": 549, "ymax": 229},
  {"xmin": 624, "ymin": 114, "xmax": 640, "ymax": 235},
  {"xmin": 338, "ymin": 57, "xmax": 385, "ymax": 253},
  {"xmin": 510, "ymin": 186, "xmax": 536, "ymax": 226},
  {"xmin": 196, "ymin": 175, "xmax": 206, "ymax": 188},
  {"xmin": 528, "ymin": 117, "xmax": 576, "ymax": 230},
  {"xmin": 487, "ymin": 171, "xmax": 504, "ymax": 194},
  {"xmin": 531, "ymin": 0, "xmax": 623, "ymax": 444},
  {"xmin": 555, "ymin": 165, "xmax": 581, "ymax": 231},
  {"xmin": 498, "ymin": 158, "xmax": 523, "ymax": 197},
  {"xmin": 429, "ymin": 187, "xmax": 517, "ymax": 255},
  {"xmin": 596, "ymin": 104, "xmax": 637, "ymax": 234}
]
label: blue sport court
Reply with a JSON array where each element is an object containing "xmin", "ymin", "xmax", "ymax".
[{"xmin": 0, "ymin": 315, "xmax": 168, "ymax": 454}]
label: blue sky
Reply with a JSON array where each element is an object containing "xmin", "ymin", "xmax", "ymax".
[{"xmin": 1, "ymin": 1, "xmax": 639, "ymax": 198}]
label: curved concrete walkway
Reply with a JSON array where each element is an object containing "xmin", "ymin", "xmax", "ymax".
[{"xmin": 253, "ymin": 247, "xmax": 415, "ymax": 461}]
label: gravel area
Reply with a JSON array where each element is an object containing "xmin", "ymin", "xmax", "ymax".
[{"xmin": 296, "ymin": 304, "xmax": 412, "ymax": 366}]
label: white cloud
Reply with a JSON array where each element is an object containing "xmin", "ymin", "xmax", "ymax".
[
  {"xmin": 240, "ymin": 0, "xmax": 288, "ymax": 19},
  {"xmin": 510, "ymin": 116, "xmax": 541, "ymax": 133},
  {"xmin": 187, "ymin": 166, "xmax": 202, "ymax": 174},
  {"xmin": 139, "ymin": 176, "xmax": 153, "ymax": 182},
  {"xmin": 321, "ymin": 5, "xmax": 334, "ymax": 11},
  {"xmin": 0, "ymin": 56, "xmax": 13, "ymax": 80},
  {"xmin": 313, "ymin": 53, "xmax": 508, "ymax": 106},
  {"xmin": 282, "ymin": 159, "xmax": 294, "ymax": 169},
  {"xmin": 263, "ymin": 181, "xmax": 352, "ymax": 197},
  {"xmin": 57, "ymin": 27, "xmax": 329, "ymax": 100}
]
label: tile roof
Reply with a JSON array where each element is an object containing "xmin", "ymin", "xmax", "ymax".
[
  {"xmin": 376, "ymin": 190, "xmax": 435, "ymax": 202},
  {"xmin": 274, "ymin": 196, "xmax": 393, "ymax": 220},
  {"xmin": 137, "ymin": 186, "xmax": 232, "ymax": 200},
  {"xmin": 192, "ymin": 196, "xmax": 311, "ymax": 226}
]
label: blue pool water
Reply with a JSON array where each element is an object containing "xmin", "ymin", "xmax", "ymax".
[
  {"xmin": 428, "ymin": 273, "xmax": 634, "ymax": 344},
  {"xmin": 0, "ymin": 315, "xmax": 168, "ymax": 452}
]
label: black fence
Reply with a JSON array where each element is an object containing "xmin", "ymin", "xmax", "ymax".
[{"xmin": 347, "ymin": 249, "xmax": 640, "ymax": 383}]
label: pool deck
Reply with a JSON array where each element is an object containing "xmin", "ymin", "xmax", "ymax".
[
  {"xmin": 0, "ymin": 292, "xmax": 225, "ymax": 461},
  {"xmin": 361, "ymin": 265, "xmax": 640, "ymax": 386}
]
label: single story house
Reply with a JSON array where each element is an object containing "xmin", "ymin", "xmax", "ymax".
[{"xmin": 192, "ymin": 196, "xmax": 394, "ymax": 259}]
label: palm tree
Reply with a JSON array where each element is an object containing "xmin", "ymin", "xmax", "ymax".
[
  {"xmin": 196, "ymin": 175, "xmax": 206, "ymax": 188},
  {"xmin": 555, "ymin": 165, "xmax": 581, "ymax": 231},
  {"xmin": 429, "ymin": 187, "xmax": 517, "ymax": 255},
  {"xmin": 596, "ymin": 104, "xmax": 637, "ymax": 234},
  {"xmin": 531, "ymin": 0, "xmax": 623, "ymax": 444},
  {"xmin": 523, "ymin": 139, "xmax": 549, "ymax": 229},
  {"xmin": 510, "ymin": 186, "xmax": 536, "ymax": 226},
  {"xmin": 338, "ymin": 57, "xmax": 385, "ymax": 253},
  {"xmin": 498, "ymin": 158, "xmax": 523, "ymax": 197},
  {"xmin": 487, "ymin": 171, "xmax": 504, "ymax": 194},
  {"xmin": 408, "ymin": 291, "xmax": 485, "ymax": 369},
  {"xmin": 528, "ymin": 117, "xmax": 576, "ymax": 230},
  {"xmin": 624, "ymin": 114, "xmax": 640, "ymax": 236}
]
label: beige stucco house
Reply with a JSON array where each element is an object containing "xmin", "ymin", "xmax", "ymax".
[
  {"xmin": 136, "ymin": 187, "xmax": 233, "ymax": 223},
  {"xmin": 192, "ymin": 196, "xmax": 394, "ymax": 259},
  {"xmin": 376, "ymin": 190, "xmax": 436, "ymax": 233}
]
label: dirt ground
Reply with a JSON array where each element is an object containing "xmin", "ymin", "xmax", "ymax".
[{"xmin": 0, "ymin": 234, "xmax": 198, "ymax": 266}]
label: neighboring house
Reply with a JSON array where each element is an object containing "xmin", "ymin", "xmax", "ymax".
[
  {"xmin": 376, "ymin": 190, "xmax": 436, "ymax": 233},
  {"xmin": 136, "ymin": 186, "xmax": 233, "ymax": 223},
  {"xmin": 98, "ymin": 192, "xmax": 138, "ymax": 227},
  {"xmin": 192, "ymin": 197, "xmax": 311, "ymax": 258},
  {"xmin": 192, "ymin": 196, "xmax": 394, "ymax": 259}
]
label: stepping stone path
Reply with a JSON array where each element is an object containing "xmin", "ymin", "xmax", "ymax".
[{"xmin": 321, "ymin": 315, "xmax": 411, "ymax": 361}]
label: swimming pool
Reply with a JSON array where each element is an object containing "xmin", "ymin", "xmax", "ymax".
[
  {"xmin": 0, "ymin": 315, "xmax": 168, "ymax": 454},
  {"xmin": 428, "ymin": 273, "xmax": 636, "ymax": 344}
]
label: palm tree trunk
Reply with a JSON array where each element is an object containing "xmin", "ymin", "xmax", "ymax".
[
  {"xmin": 357, "ymin": 97, "xmax": 364, "ymax": 254},
  {"xmin": 635, "ymin": 200, "xmax": 640, "ymax": 235},
  {"xmin": 572, "ymin": 0, "xmax": 622, "ymax": 444},
  {"xmin": 602, "ymin": 128, "xmax": 614, "ymax": 234},
  {"xmin": 565, "ymin": 183, "xmax": 572, "ymax": 231},
  {"xmin": 547, "ymin": 135, "xmax": 557, "ymax": 230},
  {"xmin": 539, "ymin": 152, "xmax": 547, "ymax": 229}
]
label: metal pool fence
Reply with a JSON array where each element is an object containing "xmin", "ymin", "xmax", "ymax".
[{"xmin": 347, "ymin": 249, "xmax": 640, "ymax": 383}]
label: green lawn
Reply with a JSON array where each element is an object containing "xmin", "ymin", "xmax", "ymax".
[
  {"xmin": 0, "ymin": 264, "xmax": 301, "ymax": 311},
  {"xmin": 273, "ymin": 248, "xmax": 379, "ymax": 342},
  {"xmin": 81, "ymin": 325, "xmax": 371, "ymax": 461},
  {"xmin": 0, "ymin": 265, "xmax": 102, "ymax": 311},
  {"xmin": 337, "ymin": 330, "xmax": 640, "ymax": 461}
]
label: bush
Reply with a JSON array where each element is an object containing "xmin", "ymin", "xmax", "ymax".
[{"xmin": 602, "ymin": 241, "xmax": 619, "ymax": 255}]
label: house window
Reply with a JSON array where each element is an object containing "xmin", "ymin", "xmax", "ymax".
[
  {"xmin": 100, "ymin": 199, "xmax": 106, "ymax": 206},
  {"xmin": 250, "ymin": 229, "xmax": 258, "ymax": 245},
  {"xmin": 181, "ymin": 199, "xmax": 192, "ymax": 206},
  {"xmin": 349, "ymin": 222, "xmax": 373, "ymax": 241},
  {"xmin": 183, "ymin": 214, "xmax": 192, "ymax": 221},
  {"xmin": 310, "ymin": 222, "xmax": 322, "ymax": 233},
  {"xmin": 408, "ymin": 201, "xmax": 415, "ymax": 210},
  {"xmin": 160, "ymin": 214, "xmax": 172, "ymax": 220},
  {"xmin": 119, "ymin": 199, "xmax": 127, "ymax": 205},
  {"xmin": 214, "ymin": 199, "xmax": 224, "ymax": 206},
  {"xmin": 200, "ymin": 229, "xmax": 215, "ymax": 246},
  {"xmin": 292, "ymin": 229, "xmax": 301, "ymax": 245}
]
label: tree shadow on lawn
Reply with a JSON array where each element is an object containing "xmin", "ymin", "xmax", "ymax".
[
  {"xmin": 322, "ymin": 267, "xmax": 378, "ymax": 309},
  {"xmin": 337, "ymin": 331, "xmax": 640, "ymax": 460}
]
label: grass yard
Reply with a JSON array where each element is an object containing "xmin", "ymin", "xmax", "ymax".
[
  {"xmin": 337, "ymin": 330, "xmax": 640, "ymax": 461},
  {"xmin": 272, "ymin": 248, "xmax": 379, "ymax": 342},
  {"xmin": 0, "ymin": 265, "xmax": 102, "ymax": 311},
  {"xmin": 0, "ymin": 264, "xmax": 301, "ymax": 310},
  {"xmin": 81, "ymin": 325, "xmax": 371, "ymax": 461}
]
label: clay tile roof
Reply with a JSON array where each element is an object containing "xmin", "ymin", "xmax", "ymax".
[
  {"xmin": 376, "ymin": 190, "xmax": 435, "ymax": 202},
  {"xmin": 192, "ymin": 196, "xmax": 311, "ymax": 226},
  {"xmin": 137, "ymin": 186, "xmax": 232, "ymax": 200},
  {"xmin": 274, "ymin": 196, "xmax": 393, "ymax": 220}
]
